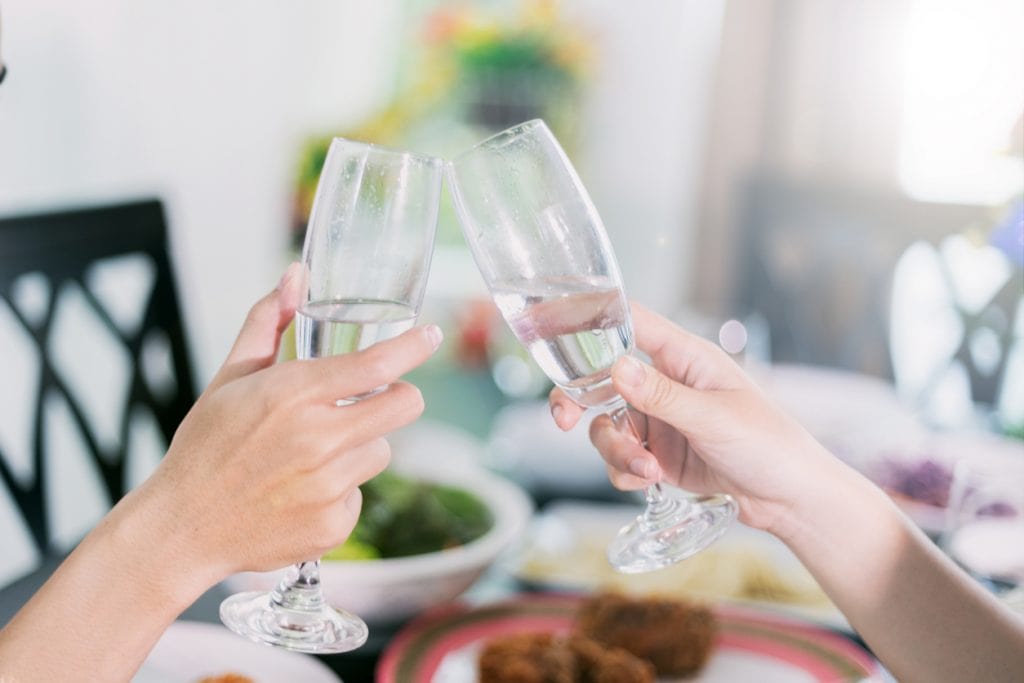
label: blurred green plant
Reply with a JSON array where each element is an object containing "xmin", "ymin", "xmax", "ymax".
[{"xmin": 290, "ymin": 0, "xmax": 590, "ymax": 250}]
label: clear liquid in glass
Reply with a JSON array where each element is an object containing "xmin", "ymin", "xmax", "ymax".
[
  {"xmin": 295, "ymin": 299, "xmax": 416, "ymax": 403},
  {"xmin": 492, "ymin": 279, "xmax": 632, "ymax": 410},
  {"xmin": 295, "ymin": 299, "xmax": 417, "ymax": 360}
]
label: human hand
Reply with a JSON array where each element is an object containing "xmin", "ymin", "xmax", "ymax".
[
  {"xmin": 121, "ymin": 263, "xmax": 442, "ymax": 590},
  {"xmin": 549, "ymin": 303, "xmax": 837, "ymax": 533}
]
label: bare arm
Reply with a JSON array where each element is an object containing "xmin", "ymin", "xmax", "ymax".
[
  {"xmin": 0, "ymin": 266, "xmax": 443, "ymax": 681},
  {"xmin": 551, "ymin": 302, "xmax": 1024, "ymax": 683},
  {"xmin": 776, "ymin": 451, "xmax": 1024, "ymax": 683}
]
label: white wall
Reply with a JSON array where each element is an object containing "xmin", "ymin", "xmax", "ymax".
[
  {"xmin": 0, "ymin": 0, "xmax": 404, "ymax": 382},
  {"xmin": 1, "ymin": 1, "xmax": 723, "ymax": 380},
  {"xmin": 564, "ymin": 0, "xmax": 726, "ymax": 314}
]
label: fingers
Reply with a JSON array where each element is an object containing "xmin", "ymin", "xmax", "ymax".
[
  {"xmin": 310, "ymin": 489, "xmax": 364, "ymax": 557},
  {"xmin": 549, "ymin": 387, "xmax": 586, "ymax": 431},
  {"xmin": 629, "ymin": 302, "xmax": 741, "ymax": 388},
  {"xmin": 589, "ymin": 414, "xmax": 660, "ymax": 490},
  {"xmin": 630, "ymin": 302, "xmax": 706, "ymax": 360},
  {"xmin": 209, "ymin": 263, "xmax": 305, "ymax": 392},
  {"xmin": 305, "ymin": 381, "xmax": 425, "ymax": 456},
  {"xmin": 304, "ymin": 438, "xmax": 391, "ymax": 504},
  {"xmin": 610, "ymin": 355, "xmax": 708, "ymax": 438},
  {"xmin": 291, "ymin": 324, "xmax": 442, "ymax": 402}
]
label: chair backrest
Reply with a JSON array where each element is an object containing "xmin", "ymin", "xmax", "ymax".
[
  {"xmin": 732, "ymin": 173, "xmax": 989, "ymax": 378},
  {"xmin": 0, "ymin": 199, "xmax": 196, "ymax": 583},
  {"xmin": 890, "ymin": 235, "xmax": 1024, "ymax": 426}
]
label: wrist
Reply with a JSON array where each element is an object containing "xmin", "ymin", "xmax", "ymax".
[
  {"xmin": 90, "ymin": 478, "xmax": 223, "ymax": 614},
  {"xmin": 766, "ymin": 437, "xmax": 882, "ymax": 544},
  {"xmin": 770, "ymin": 446, "xmax": 906, "ymax": 560}
]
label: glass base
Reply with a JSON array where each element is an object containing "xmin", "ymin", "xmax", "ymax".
[
  {"xmin": 608, "ymin": 493, "xmax": 738, "ymax": 574},
  {"xmin": 219, "ymin": 590, "xmax": 368, "ymax": 654}
]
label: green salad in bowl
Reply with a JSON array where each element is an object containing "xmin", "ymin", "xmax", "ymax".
[
  {"xmin": 225, "ymin": 421, "xmax": 533, "ymax": 625},
  {"xmin": 323, "ymin": 471, "xmax": 494, "ymax": 561}
]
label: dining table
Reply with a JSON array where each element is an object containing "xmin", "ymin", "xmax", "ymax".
[{"xmin": 6, "ymin": 362, "xmax": 1019, "ymax": 682}]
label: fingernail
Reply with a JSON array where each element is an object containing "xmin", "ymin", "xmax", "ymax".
[
  {"xmin": 551, "ymin": 403, "xmax": 563, "ymax": 427},
  {"xmin": 425, "ymin": 324, "xmax": 444, "ymax": 350},
  {"xmin": 617, "ymin": 356, "xmax": 644, "ymax": 388},
  {"xmin": 629, "ymin": 458, "xmax": 656, "ymax": 479},
  {"xmin": 277, "ymin": 262, "xmax": 301, "ymax": 291},
  {"xmin": 345, "ymin": 488, "xmax": 362, "ymax": 515}
]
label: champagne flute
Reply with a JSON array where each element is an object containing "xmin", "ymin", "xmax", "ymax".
[
  {"xmin": 943, "ymin": 454, "xmax": 1024, "ymax": 595},
  {"xmin": 220, "ymin": 137, "xmax": 442, "ymax": 651},
  {"xmin": 447, "ymin": 119, "xmax": 737, "ymax": 573}
]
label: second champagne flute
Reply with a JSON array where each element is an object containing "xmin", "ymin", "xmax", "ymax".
[
  {"xmin": 447, "ymin": 119, "xmax": 737, "ymax": 573},
  {"xmin": 220, "ymin": 137, "xmax": 442, "ymax": 652}
]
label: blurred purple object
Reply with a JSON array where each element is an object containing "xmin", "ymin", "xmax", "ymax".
[
  {"xmin": 878, "ymin": 457, "xmax": 954, "ymax": 508},
  {"xmin": 989, "ymin": 199, "xmax": 1023, "ymax": 267},
  {"xmin": 978, "ymin": 501, "xmax": 1018, "ymax": 518}
]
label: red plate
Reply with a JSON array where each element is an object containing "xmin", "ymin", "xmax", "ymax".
[{"xmin": 377, "ymin": 594, "xmax": 884, "ymax": 682}]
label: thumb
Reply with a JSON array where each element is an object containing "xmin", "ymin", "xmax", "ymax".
[
  {"xmin": 207, "ymin": 262, "xmax": 305, "ymax": 392},
  {"xmin": 610, "ymin": 355, "xmax": 708, "ymax": 436}
]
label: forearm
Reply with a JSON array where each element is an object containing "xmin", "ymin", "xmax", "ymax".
[
  {"xmin": 0, "ymin": 483, "xmax": 215, "ymax": 682},
  {"xmin": 776, "ymin": 451, "xmax": 1024, "ymax": 683}
]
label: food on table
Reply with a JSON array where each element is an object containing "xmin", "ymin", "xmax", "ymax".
[
  {"xmin": 477, "ymin": 593, "xmax": 717, "ymax": 681},
  {"xmin": 576, "ymin": 592, "xmax": 716, "ymax": 677},
  {"xmin": 566, "ymin": 633, "xmax": 657, "ymax": 683},
  {"xmin": 873, "ymin": 456, "xmax": 953, "ymax": 508},
  {"xmin": 478, "ymin": 632, "xmax": 655, "ymax": 683},
  {"xmin": 518, "ymin": 534, "xmax": 831, "ymax": 610},
  {"xmin": 195, "ymin": 674, "xmax": 254, "ymax": 683},
  {"xmin": 479, "ymin": 632, "xmax": 575, "ymax": 683},
  {"xmin": 322, "ymin": 471, "xmax": 493, "ymax": 560}
]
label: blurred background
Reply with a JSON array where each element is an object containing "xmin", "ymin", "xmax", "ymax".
[{"xmin": 1, "ymin": 0, "xmax": 1022, "ymax": 590}]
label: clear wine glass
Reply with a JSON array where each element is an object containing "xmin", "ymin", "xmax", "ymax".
[
  {"xmin": 219, "ymin": 137, "xmax": 442, "ymax": 652},
  {"xmin": 447, "ymin": 119, "xmax": 737, "ymax": 573},
  {"xmin": 942, "ymin": 454, "xmax": 1024, "ymax": 596}
]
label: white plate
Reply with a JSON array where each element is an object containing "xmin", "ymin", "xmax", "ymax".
[
  {"xmin": 133, "ymin": 621, "xmax": 340, "ymax": 683},
  {"xmin": 507, "ymin": 500, "xmax": 847, "ymax": 629},
  {"xmin": 753, "ymin": 364, "xmax": 926, "ymax": 465}
]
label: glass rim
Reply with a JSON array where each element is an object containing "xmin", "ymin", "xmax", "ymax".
[
  {"xmin": 448, "ymin": 119, "xmax": 550, "ymax": 166},
  {"xmin": 328, "ymin": 135, "xmax": 443, "ymax": 168}
]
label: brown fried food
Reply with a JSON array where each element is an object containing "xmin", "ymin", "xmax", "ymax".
[
  {"xmin": 575, "ymin": 592, "xmax": 717, "ymax": 677},
  {"xmin": 477, "ymin": 631, "xmax": 655, "ymax": 683},
  {"xmin": 196, "ymin": 675, "xmax": 254, "ymax": 683},
  {"xmin": 567, "ymin": 634, "xmax": 656, "ymax": 683},
  {"xmin": 478, "ymin": 632, "xmax": 577, "ymax": 683}
]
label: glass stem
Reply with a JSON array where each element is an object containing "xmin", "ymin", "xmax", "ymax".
[
  {"xmin": 609, "ymin": 405, "xmax": 683, "ymax": 521},
  {"xmin": 271, "ymin": 560, "xmax": 326, "ymax": 613}
]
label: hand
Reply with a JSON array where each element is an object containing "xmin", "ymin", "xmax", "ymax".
[
  {"xmin": 124, "ymin": 263, "xmax": 442, "ymax": 588},
  {"xmin": 0, "ymin": 265, "xmax": 442, "ymax": 682},
  {"xmin": 549, "ymin": 303, "xmax": 836, "ymax": 533}
]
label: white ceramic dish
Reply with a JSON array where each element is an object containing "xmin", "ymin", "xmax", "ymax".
[
  {"xmin": 507, "ymin": 500, "xmax": 847, "ymax": 630},
  {"xmin": 133, "ymin": 620, "xmax": 339, "ymax": 683},
  {"xmin": 224, "ymin": 422, "xmax": 533, "ymax": 626}
]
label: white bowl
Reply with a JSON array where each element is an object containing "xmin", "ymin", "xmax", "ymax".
[{"xmin": 223, "ymin": 429, "xmax": 533, "ymax": 625}]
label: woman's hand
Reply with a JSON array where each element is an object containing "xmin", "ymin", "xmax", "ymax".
[
  {"xmin": 549, "ymin": 302, "xmax": 837, "ymax": 534},
  {"xmin": 0, "ymin": 265, "xmax": 442, "ymax": 682},
  {"xmin": 134, "ymin": 263, "xmax": 443, "ymax": 587},
  {"xmin": 550, "ymin": 303, "xmax": 1024, "ymax": 682}
]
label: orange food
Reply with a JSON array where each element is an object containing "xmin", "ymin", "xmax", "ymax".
[{"xmin": 196, "ymin": 674, "xmax": 254, "ymax": 683}]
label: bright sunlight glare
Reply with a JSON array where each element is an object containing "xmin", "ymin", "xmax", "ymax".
[{"xmin": 900, "ymin": 0, "xmax": 1024, "ymax": 205}]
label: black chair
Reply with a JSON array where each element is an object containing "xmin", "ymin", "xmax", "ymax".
[{"xmin": 0, "ymin": 199, "xmax": 196, "ymax": 578}]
